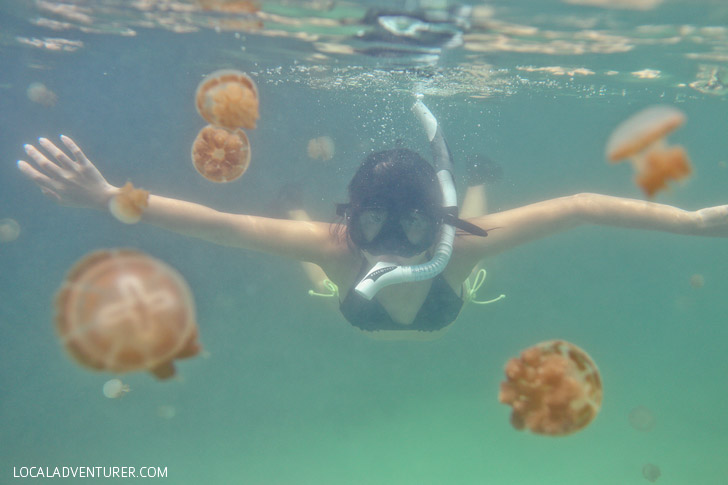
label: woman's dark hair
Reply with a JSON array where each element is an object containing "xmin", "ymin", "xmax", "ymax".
[
  {"xmin": 333, "ymin": 148, "xmax": 442, "ymax": 247},
  {"xmin": 348, "ymin": 148, "xmax": 441, "ymax": 212}
]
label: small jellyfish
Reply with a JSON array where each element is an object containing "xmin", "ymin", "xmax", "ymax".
[
  {"xmin": 689, "ymin": 273, "xmax": 705, "ymax": 288},
  {"xmin": 27, "ymin": 82, "xmax": 58, "ymax": 107},
  {"xmin": 306, "ymin": 136, "xmax": 335, "ymax": 161},
  {"xmin": 191, "ymin": 124, "xmax": 251, "ymax": 182},
  {"xmin": 606, "ymin": 105, "xmax": 691, "ymax": 198},
  {"xmin": 108, "ymin": 182, "xmax": 149, "ymax": 224},
  {"xmin": 157, "ymin": 405, "xmax": 176, "ymax": 419},
  {"xmin": 629, "ymin": 406, "xmax": 656, "ymax": 432},
  {"xmin": 103, "ymin": 378, "xmax": 130, "ymax": 399},
  {"xmin": 195, "ymin": 69, "xmax": 259, "ymax": 130},
  {"xmin": 55, "ymin": 249, "xmax": 202, "ymax": 380},
  {"xmin": 642, "ymin": 463, "xmax": 661, "ymax": 482},
  {"xmin": 0, "ymin": 218, "xmax": 21, "ymax": 242},
  {"xmin": 499, "ymin": 340, "xmax": 603, "ymax": 436}
]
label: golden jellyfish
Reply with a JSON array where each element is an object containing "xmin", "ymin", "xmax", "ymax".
[
  {"xmin": 157, "ymin": 405, "xmax": 176, "ymax": 419},
  {"xmin": 628, "ymin": 405, "xmax": 656, "ymax": 432},
  {"xmin": 499, "ymin": 340, "xmax": 603, "ymax": 436},
  {"xmin": 108, "ymin": 182, "xmax": 149, "ymax": 224},
  {"xmin": 606, "ymin": 105, "xmax": 692, "ymax": 198},
  {"xmin": 102, "ymin": 378, "xmax": 130, "ymax": 399},
  {"xmin": 191, "ymin": 124, "xmax": 251, "ymax": 182},
  {"xmin": 55, "ymin": 249, "xmax": 201, "ymax": 380},
  {"xmin": 27, "ymin": 82, "xmax": 58, "ymax": 107},
  {"xmin": 195, "ymin": 69, "xmax": 259, "ymax": 130},
  {"xmin": 306, "ymin": 136, "xmax": 335, "ymax": 161},
  {"xmin": 642, "ymin": 463, "xmax": 661, "ymax": 482},
  {"xmin": 0, "ymin": 218, "xmax": 21, "ymax": 242},
  {"xmin": 689, "ymin": 273, "xmax": 705, "ymax": 288}
]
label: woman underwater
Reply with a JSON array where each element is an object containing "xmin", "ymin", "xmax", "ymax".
[{"xmin": 16, "ymin": 100, "xmax": 728, "ymax": 340}]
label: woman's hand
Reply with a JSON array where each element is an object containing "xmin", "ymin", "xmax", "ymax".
[{"xmin": 17, "ymin": 135, "xmax": 117, "ymax": 210}]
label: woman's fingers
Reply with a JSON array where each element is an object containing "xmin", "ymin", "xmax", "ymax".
[
  {"xmin": 23, "ymin": 143, "xmax": 70, "ymax": 180},
  {"xmin": 59, "ymin": 135, "xmax": 108, "ymax": 186},
  {"xmin": 39, "ymin": 136, "xmax": 78, "ymax": 172},
  {"xmin": 59, "ymin": 135, "xmax": 91, "ymax": 168},
  {"xmin": 17, "ymin": 159, "xmax": 63, "ymax": 193},
  {"xmin": 40, "ymin": 187, "xmax": 62, "ymax": 203}
]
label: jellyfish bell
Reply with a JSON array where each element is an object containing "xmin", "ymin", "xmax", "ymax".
[
  {"xmin": 606, "ymin": 106, "xmax": 685, "ymax": 161},
  {"xmin": 689, "ymin": 273, "xmax": 705, "ymax": 288},
  {"xmin": 499, "ymin": 340, "xmax": 603, "ymax": 436},
  {"xmin": 191, "ymin": 124, "xmax": 251, "ymax": 182},
  {"xmin": 108, "ymin": 182, "xmax": 149, "ymax": 224},
  {"xmin": 307, "ymin": 138, "xmax": 321, "ymax": 159},
  {"xmin": 307, "ymin": 136, "xmax": 335, "ymax": 161},
  {"xmin": 102, "ymin": 378, "xmax": 130, "ymax": 399},
  {"xmin": 195, "ymin": 69, "xmax": 259, "ymax": 130},
  {"xmin": 606, "ymin": 105, "xmax": 692, "ymax": 198},
  {"xmin": 642, "ymin": 463, "xmax": 661, "ymax": 482},
  {"xmin": 0, "ymin": 218, "xmax": 21, "ymax": 242},
  {"xmin": 27, "ymin": 82, "xmax": 58, "ymax": 107},
  {"xmin": 55, "ymin": 249, "xmax": 202, "ymax": 380},
  {"xmin": 157, "ymin": 405, "xmax": 176, "ymax": 419},
  {"xmin": 628, "ymin": 405, "xmax": 656, "ymax": 432}
]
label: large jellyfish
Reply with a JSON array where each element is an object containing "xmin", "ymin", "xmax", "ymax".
[
  {"xmin": 195, "ymin": 69, "xmax": 259, "ymax": 130},
  {"xmin": 55, "ymin": 249, "xmax": 201, "ymax": 379},
  {"xmin": 191, "ymin": 124, "xmax": 251, "ymax": 182},
  {"xmin": 606, "ymin": 105, "xmax": 691, "ymax": 198},
  {"xmin": 499, "ymin": 340, "xmax": 603, "ymax": 436}
]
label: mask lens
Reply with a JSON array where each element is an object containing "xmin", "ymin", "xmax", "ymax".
[
  {"xmin": 400, "ymin": 209, "xmax": 434, "ymax": 245},
  {"xmin": 356, "ymin": 208, "xmax": 388, "ymax": 242},
  {"xmin": 349, "ymin": 206, "xmax": 438, "ymax": 256}
]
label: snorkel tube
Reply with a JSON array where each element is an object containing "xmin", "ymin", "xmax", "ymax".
[{"xmin": 354, "ymin": 96, "xmax": 458, "ymax": 300}]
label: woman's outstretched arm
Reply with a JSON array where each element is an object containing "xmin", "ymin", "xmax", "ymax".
[
  {"xmin": 452, "ymin": 193, "xmax": 728, "ymax": 273},
  {"xmin": 17, "ymin": 136, "xmax": 346, "ymax": 267}
]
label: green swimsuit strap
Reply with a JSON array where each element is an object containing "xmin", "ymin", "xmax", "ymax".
[
  {"xmin": 463, "ymin": 268, "xmax": 506, "ymax": 305},
  {"xmin": 308, "ymin": 279, "xmax": 339, "ymax": 298}
]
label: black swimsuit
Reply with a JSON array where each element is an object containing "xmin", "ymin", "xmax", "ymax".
[{"xmin": 339, "ymin": 262, "xmax": 464, "ymax": 332}]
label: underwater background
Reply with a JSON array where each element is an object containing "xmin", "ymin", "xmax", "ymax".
[{"xmin": 1, "ymin": 0, "xmax": 727, "ymax": 483}]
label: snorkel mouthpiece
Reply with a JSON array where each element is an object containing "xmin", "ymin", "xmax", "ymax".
[{"xmin": 355, "ymin": 97, "xmax": 457, "ymax": 300}]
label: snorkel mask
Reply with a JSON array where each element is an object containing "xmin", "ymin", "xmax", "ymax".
[
  {"xmin": 342, "ymin": 205, "xmax": 439, "ymax": 258},
  {"xmin": 337, "ymin": 170, "xmax": 442, "ymax": 258},
  {"xmin": 348, "ymin": 97, "xmax": 487, "ymax": 300}
]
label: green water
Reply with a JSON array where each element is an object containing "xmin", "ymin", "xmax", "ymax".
[{"xmin": 1, "ymin": 1, "xmax": 727, "ymax": 483}]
